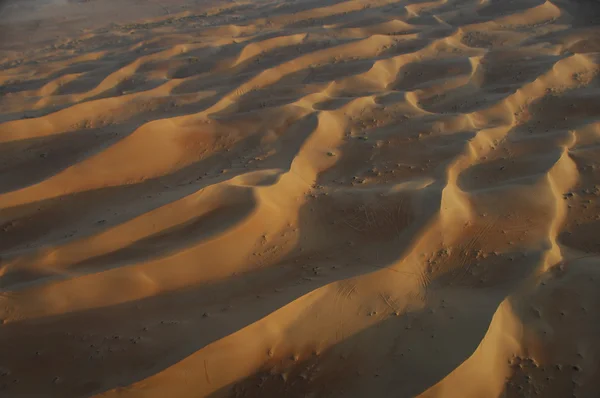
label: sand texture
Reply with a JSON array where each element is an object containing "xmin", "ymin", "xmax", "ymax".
[{"xmin": 1, "ymin": 0, "xmax": 600, "ymax": 396}]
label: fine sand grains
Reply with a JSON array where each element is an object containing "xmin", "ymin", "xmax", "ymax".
[{"xmin": 0, "ymin": 0, "xmax": 600, "ymax": 397}]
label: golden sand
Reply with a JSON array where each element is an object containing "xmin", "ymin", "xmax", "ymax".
[{"xmin": 0, "ymin": 0, "xmax": 599, "ymax": 396}]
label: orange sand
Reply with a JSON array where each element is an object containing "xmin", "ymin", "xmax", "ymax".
[{"xmin": 0, "ymin": 0, "xmax": 600, "ymax": 397}]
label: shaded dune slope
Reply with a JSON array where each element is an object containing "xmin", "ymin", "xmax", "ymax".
[{"xmin": 0, "ymin": 0, "xmax": 600, "ymax": 397}]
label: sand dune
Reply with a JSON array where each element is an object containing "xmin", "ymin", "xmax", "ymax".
[{"xmin": 0, "ymin": 0, "xmax": 600, "ymax": 396}]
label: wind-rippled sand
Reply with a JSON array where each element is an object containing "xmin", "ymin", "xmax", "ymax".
[{"xmin": 0, "ymin": 0, "xmax": 600, "ymax": 396}]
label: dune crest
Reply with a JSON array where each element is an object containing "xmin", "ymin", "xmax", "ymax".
[{"xmin": 1, "ymin": 0, "xmax": 600, "ymax": 397}]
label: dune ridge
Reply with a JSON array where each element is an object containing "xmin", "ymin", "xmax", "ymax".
[{"xmin": 0, "ymin": 0, "xmax": 600, "ymax": 396}]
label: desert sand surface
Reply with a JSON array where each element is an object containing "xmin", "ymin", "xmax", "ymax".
[{"xmin": 0, "ymin": 0, "xmax": 600, "ymax": 396}]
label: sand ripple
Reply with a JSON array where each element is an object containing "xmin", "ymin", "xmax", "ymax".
[{"xmin": 0, "ymin": 0, "xmax": 600, "ymax": 396}]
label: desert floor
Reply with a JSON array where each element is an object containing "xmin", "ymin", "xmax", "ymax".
[{"xmin": 1, "ymin": 0, "xmax": 600, "ymax": 397}]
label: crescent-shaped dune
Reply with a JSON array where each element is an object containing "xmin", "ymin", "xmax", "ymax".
[{"xmin": 0, "ymin": 0, "xmax": 600, "ymax": 397}]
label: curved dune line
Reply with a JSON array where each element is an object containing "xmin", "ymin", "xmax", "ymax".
[{"xmin": 1, "ymin": 0, "xmax": 600, "ymax": 396}]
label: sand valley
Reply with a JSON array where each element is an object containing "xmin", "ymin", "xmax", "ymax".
[{"xmin": 1, "ymin": 0, "xmax": 600, "ymax": 396}]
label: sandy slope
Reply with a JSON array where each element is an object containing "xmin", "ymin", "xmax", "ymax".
[{"xmin": 0, "ymin": 0, "xmax": 599, "ymax": 396}]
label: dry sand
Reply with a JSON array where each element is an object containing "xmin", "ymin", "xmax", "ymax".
[{"xmin": 0, "ymin": 0, "xmax": 600, "ymax": 396}]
